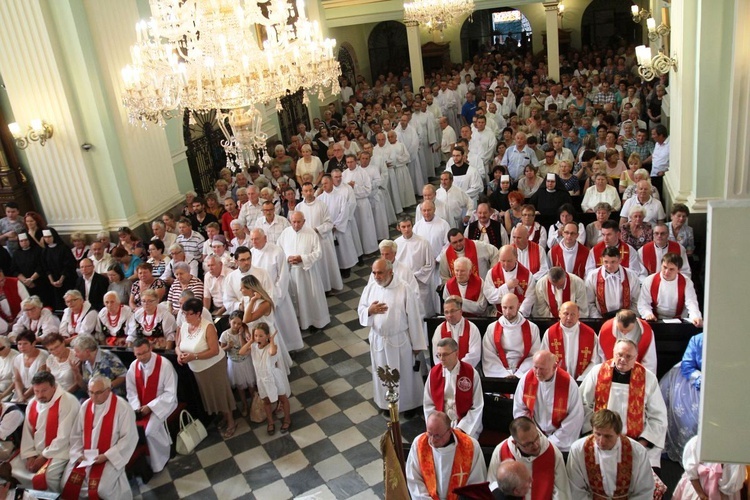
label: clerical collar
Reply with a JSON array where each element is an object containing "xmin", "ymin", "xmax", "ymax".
[
  {"xmin": 561, "ymin": 322, "xmax": 578, "ymax": 333},
  {"xmin": 612, "ymin": 368, "xmax": 631, "ymax": 383}
]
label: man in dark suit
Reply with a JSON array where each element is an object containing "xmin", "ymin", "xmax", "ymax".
[{"xmin": 75, "ymin": 258, "xmax": 109, "ymax": 310}]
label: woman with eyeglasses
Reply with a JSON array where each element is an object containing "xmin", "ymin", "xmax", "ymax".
[
  {"xmin": 146, "ymin": 239, "xmax": 170, "ymax": 278},
  {"xmin": 10, "ymin": 296, "xmax": 60, "ymax": 341},
  {"xmin": 127, "ymin": 288, "xmax": 175, "ymax": 350},
  {"xmin": 129, "ymin": 262, "xmax": 166, "ymax": 310},
  {"xmin": 176, "ymin": 297, "xmax": 237, "ymax": 438},
  {"xmin": 58, "ymin": 289, "xmax": 101, "ymax": 343},
  {"xmin": 40, "ymin": 333, "xmax": 79, "ymax": 393}
]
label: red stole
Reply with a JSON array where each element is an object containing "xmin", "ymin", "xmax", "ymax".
[
  {"xmin": 595, "ymin": 269, "xmax": 630, "ymax": 315},
  {"xmin": 583, "ymin": 434, "xmax": 634, "ymax": 499},
  {"xmin": 445, "ymin": 275, "xmax": 482, "ymax": 303},
  {"xmin": 428, "ymin": 362, "xmax": 475, "ymax": 423},
  {"xmin": 490, "ymin": 263, "xmax": 531, "ymax": 315},
  {"xmin": 27, "ymin": 396, "xmax": 62, "ymax": 490},
  {"xmin": 550, "ymin": 243, "xmax": 589, "ymax": 279},
  {"xmin": 649, "ymin": 273, "xmax": 686, "ymax": 318},
  {"xmin": 514, "ymin": 242, "xmax": 541, "ymax": 274},
  {"xmin": 522, "ymin": 368, "xmax": 571, "ymax": 429},
  {"xmin": 592, "ymin": 241, "xmax": 631, "ymax": 268},
  {"xmin": 594, "ymin": 362, "xmax": 647, "ymax": 438},
  {"xmin": 545, "ymin": 276, "xmax": 571, "ymax": 318},
  {"xmin": 416, "ymin": 430, "xmax": 475, "ymax": 500},
  {"xmin": 0, "ymin": 278, "xmax": 22, "ymax": 322},
  {"xmin": 62, "ymin": 393, "xmax": 119, "ymax": 500},
  {"xmin": 446, "ymin": 239, "xmax": 479, "ymax": 279},
  {"xmin": 598, "ymin": 318, "xmax": 653, "ymax": 363},
  {"xmin": 500, "ymin": 440, "xmax": 556, "ymax": 500},
  {"xmin": 546, "ymin": 322, "xmax": 596, "ymax": 379},
  {"xmin": 641, "ymin": 241, "xmax": 681, "ymax": 275},
  {"xmin": 493, "ymin": 320, "xmax": 532, "ymax": 370},
  {"xmin": 135, "ymin": 355, "xmax": 163, "ymax": 426},
  {"xmin": 441, "ymin": 319, "xmax": 471, "ymax": 361}
]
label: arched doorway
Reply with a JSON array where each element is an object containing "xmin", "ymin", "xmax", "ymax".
[
  {"xmin": 581, "ymin": 0, "xmax": 642, "ymax": 49},
  {"xmin": 337, "ymin": 44, "xmax": 357, "ymax": 88},
  {"xmin": 460, "ymin": 8, "xmax": 532, "ymax": 61},
  {"xmin": 367, "ymin": 21, "xmax": 408, "ymax": 83}
]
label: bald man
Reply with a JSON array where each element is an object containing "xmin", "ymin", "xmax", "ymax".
[
  {"xmin": 442, "ymin": 257, "xmax": 490, "ymax": 317},
  {"xmin": 484, "ymin": 245, "xmax": 537, "ymax": 318},
  {"xmin": 511, "ymin": 225, "xmax": 550, "ymax": 282},
  {"xmin": 512, "ymin": 351, "xmax": 584, "ymax": 453},
  {"xmin": 492, "ymin": 460, "xmax": 532, "ymax": 499},
  {"xmin": 541, "ymin": 302, "xmax": 601, "ymax": 381},
  {"xmin": 276, "ymin": 211, "xmax": 330, "ymax": 331},
  {"xmin": 481, "ymin": 294, "xmax": 540, "ymax": 378},
  {"xmin": 416, "ymin": 184, "xmax": 450, "ymax": 224},
  {"xmin": 413, "ymin": 201, "xmax": 451, "ymax": 259}
]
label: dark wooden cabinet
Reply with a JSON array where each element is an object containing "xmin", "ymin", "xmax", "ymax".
[{"xmin": 0, "ymin": 108, "xmax": 36, "ymax": 214}]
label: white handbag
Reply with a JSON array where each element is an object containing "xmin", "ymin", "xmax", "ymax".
[{"xmin": 175, "ymin": 410, "xmax": 207, "ymax": 455}]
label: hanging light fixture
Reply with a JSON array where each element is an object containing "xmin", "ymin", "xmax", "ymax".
[
  {"xmin": 403, "ymin": 0, "xmax": 474, "ymax": 38},
  {"xmin": 121, "ymin": 0, "xmax": 341, "ymax": 169}
]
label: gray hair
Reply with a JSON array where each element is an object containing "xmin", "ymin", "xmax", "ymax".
[
  {"xmin": 103, "ymin": 291, "xmax": 120, "ymax": 303},
  {"xmin": 89, "ymin": 375, "xmax": 112, "ymax": 389},
  {"xmin": 437, "ymin": 337, "xmax": 459, "ymax": 350},
  {"xmin": 173, "ymin": 262, "xmax": 190, "ymax": 273},
  {"xmin": 21, "ymin": 295, "xmax": 43, "ymax": 309},
  {"xmin": 168, "ymin": 243, "xmax": 184, "ymax": 254},
  {"xmin": 63, "ymin": 289, "xmax": 83, "ymax": 301},
  {"xmin": 72, "ymin": 335, "xmax": 99, "ymax": 352},
  {"xmin": 378, "ymin": 239, "xmax": 398, "ymax": 252}
]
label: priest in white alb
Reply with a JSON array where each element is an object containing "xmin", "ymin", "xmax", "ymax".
[
  {"xmin": 511, "ymin": 225, "xmax": 550, "ymax": 282},
  {"xmin": 413, "ymin": 200, "xmax": 451, "ymax": 260},
  {"xmin": 358, "ymin": 259, "xmax": 426, "ymax": 412},
  {"xmin": 548, "ymin": 222, "xmax": 590, "ymax": 280},
  {"xmin": 597, "ymin": 309, "xmax": 657, "ymax": 375},
  {"xmin": 579, "ymin": 339, "xmax": 668, "ymax": 468},
  {"xmin": 62, "ymin": 376, "xmax": 138, "ymax": 500},
  {"xmin": 10, "ymin": 371, "xmax": 79, "ymax": 492},
  {"xmin": 487, "ymin": 416, "xmax": 571, "ymax": 500},
  {"xmin": 317, "ymin": 175, "xmax": 358, "ymax": 272},
  {"xmin": 436, "ymin": 171, "xmax": 474, "ymax": 229},
  {"xmin": 342, "ymin": 155, "xmax": 379, "ymax": 255},
  {"xmin": 442, "ymin": 257, "xmax": 490, "ymax": 317},
  {"xmin": 534, "ymin": 266, "xmax": 588, "ymax": 318},
  {"xmin": 249, "ymin": 228, "xmax": 304, "ymax": 351},
  {"xmin": 585, "ymin": 247, "xmax": 641, "ymax": 319},
  {"xmin": 395, "ymin": 216, "xmax": 439, "ymax": 318},
  {"xmin": 484, "ymin": 245, "xmax": 537, "ymax": 317},
  {"xmin": 331, "ymin": 169, "xmax": 365, "ymax": 258},
  {"xmin": 512, "ymin": 350, "xmax": 584, "ymax": 453},
  {"xmin": 438, "ymin": 229, "xmax": 499, "ymax": 284},
  {"xmin": 424, "ymin": 338, "xmax": 483, "ymax": 439},
  {"xmin": 359, "ymin": 150, "xmax": 390, "ymax": 241},
  {"xmin": 541, "ymin": 302, "xmax": 601, "ymax": 381},
  {"xmin": 222, "ymin": 245, "xmax": 273, "ymax": 314},
  {"xmin": 637, "ymin": 252, "xmax": 702, "ymax": 327},
  {"xmin": 481, "ymin": 294, "xmax": 540, "ymax": 378},
  {"xmin": 277, "ymin": 211, "xmax": 330, "ymax": 331},
  {"xmin": 395, "ymin": 114, "xmax": 426, "ymax": 195},
  {"xmin": 406, "ymin": 412, "xmax": 486, "ymax": 500},
  {"xmin": 430, "ymin": 297, "xmax": 482, "ymax": 368},
  {"xmin": 297, "ymin": 182, "xmax": 343, "ymax": 292},
  {"xmin": 125, "ymin": 338, "xmax": 178, "ymax": 474}
]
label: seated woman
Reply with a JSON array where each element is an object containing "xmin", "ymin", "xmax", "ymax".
[
  {"xmin": 660, "ymin": 332, "xmax": 704, "ymax": 463},
  {"xmin": 585, "ymin": 202, "xmax": 614, "ymax": 248},
  {"xmin": 40, "ymin": 333, "xmax": 80, "ymax": 393},
  {"xmin": 619, "ymin": 205, "xmax": 653, "ymax": 250},
  {"xmin": 10, "ymin": 295, "xmax": 60, "ymax": 341},
  {"xmin": 181, "ymin": 190, "xmax": 197, "ymax": 218},
  {"xmin": 146, "ymin": 239, "xmax": 170, "ymax": 278},
  {"xmin": 269, "ymin": 166, "xmax": 297, "ymax": 195},
  {"xmin": 516, "ymin": 164, "xmax": 543, "ymax": 199},
  {"xmin": 160, "ymin": 243, "xmax": 198, "ymax": 286},
  {"xmin": 205, "ymin": 192, "xmax": 225, "ymax": 219},
  {"xmin": 106, "ymin": 263, "xmax": 131, "ymax": 305},
  {"xmin": 619, "ymin": 152, "xmax": 642, "ymax": 194},
  {"xmin": 259, "ymin": 187, "xmax": 281, "ymax": 215},
  {"xmin": 111, "ymin": 246, "xmax": 142, "ymax": 282},
  {"xmin": 581, "ymin": 172, "xmax": 621, "ymax": 212},
  {"xmin": 126, "ymin": 289, "xmax": 176, "ymax": 350},
  {"xmin": 116, "ymin": 226, "xmax": 145, "ymax": 259},
  {"xmin": 547, "ymin": 203, "xmax": 586, "ymax": 248},
  {"xmin": 622, "ymin": 168, "xmax": 660, "ymax": 202},
  {"xmin": 672, "ymin": 434, "xmax": 746, "ymax": 500},
  {"xmin": 214, "ymin": 179, "xmax": 232, "ymax": 202},
  {"xmin": 0, "ymin": 337, "xmax": 18, "ymax": 402},
  {"xmin": 503, "ymin": 191, "xmax": 525, "ymax": 235},
  {"xmin": 129, "ymin": 262, "xmax": 166, "ymax": 310},
  {"xmin": 668, "ymin": 203, "xmax": 695, "ymax": 256},
  {"xmin": 98, "ymin": 291, "xmax": 133, "ymax": 347},
  {"xmin": 12, "ymin": 330, "xmax": 48, "ymax": 403},
  {"xmin": 69, "ymin": 231, "xmax": 89, "ymax": 267},
  {"xmin": 166, "ymin": 262, "xmax": 204, "ymax": 314},
  {"xmin": 556, "ymin": 160, "xmax": 580, "ymax": 195},
  {"xmin": 204, "ymin": 235, "xmax": 234, "ymax": 273},
  {"xmin": 271, "ymin": 144, "xmax": 295, "ymax": 178},
  {"xmin": 59, "ymin": 289, "xmax": 101, "ymax": 342}
]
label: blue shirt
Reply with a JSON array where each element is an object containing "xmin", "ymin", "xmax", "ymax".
[{"xmin": 461, "ymin": 101, "xmax": 477, "ymax": 125}]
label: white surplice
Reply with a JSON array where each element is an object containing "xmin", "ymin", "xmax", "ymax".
[
  {"xmin": 395, "ymin": 234, "xmax": 439, "ymax": 318},
  {"xmin": 438, "ymin": 239, "xmax": 499, "ymax": 284},
  {"xmin": 637, "ymin": 272, "xmax": 702, "ymax": 321},
  {"xmin": 358, "ymin": 276, "xmax": 426, "ymax": 411},
  {"xmin": 333, "ymin": 183, "xmax": 364, "ymax": 257},
  {"xmin": 585, "ymin": 266, "xmax": 642, "ymax": 318},
  {"xmin": 297, "ymin": 199, "xmax": 343, "ymax": 292},
  {"xmin": 436, "ymin": 185, "xmax": 474, "ymax": 230},
  {"xmin": 483, "ymin": 264, "xmax": 538, "ymax": 318},
  {"xmin": 361, "ymin": 164, "xmax": 390, "ymax": 240},
  {"xmin": 533, "ymin": 273, "xmax": 589, "ymax": 318},
  {"xmin": 125, "ymin": 353, "xmax": 177, "ymax": 472},
  {"xmin": 441, "ymin": 278, "xmax": 491, "ymax": 317},
  {"xmin": 318, "ymin": 188, "xmax": 358, "ymax": 269},
  {"xmin": 481, "ymin": 316, "xmax": 540, "ymax": 378},
  {"xmin": 430, "ymin": 319, "xmax": 482, "ymax": 368},
  {"xmin": 63, "ymin": 395, "xmax": 138, "ymax": 500},
  {"xmin": 342, "ymin": 165, "xmax": 379, "ymax": 254},
  {"xmin": 541, "ymin": 322, "xmax": 603, "ymax": 381},
  {"xmin": 414, "ymin": 216, "xmax": 451, "ymax": 259},
  {"xmin": 222, "ymin": 266, "xmax": 274, "ymax": 314},
  {"xmin": 13, "ymin": 387, "xmax": 80, "ymax": 492},
  {"xmin": 277, "ymin": 225, "xmax": 330, "ymax": 330},
  {"xmin": 423, "ymin": 362, "xmax": 484, "ymax": 438}
]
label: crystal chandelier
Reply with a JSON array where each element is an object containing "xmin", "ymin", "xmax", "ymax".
[
  {"xmin": 403, "ymin": 0, "xmax": 474, "ymax": 37},
  {"xmin": 121, "ymin": 0, "xmax": 341, "ymax": 169}
]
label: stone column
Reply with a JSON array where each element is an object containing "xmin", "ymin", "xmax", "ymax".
[
  {"xmin": 405, "ymin": 21, "xmax": 425, "ymax": 90},
  {"xmin": 543, "ymin": 2, "xmax": 560, "ymax": 83}
]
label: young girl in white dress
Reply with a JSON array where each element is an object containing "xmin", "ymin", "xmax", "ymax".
[
  {"xmin": 241, "ymin": 322, "xmax": 291, "ymax": 436},
  {"xmin": 219, "ymin": 311, "xmax": 255, "ymax": 416}
]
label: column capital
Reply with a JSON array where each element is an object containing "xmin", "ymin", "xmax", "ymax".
[
  {"xmin": 403, "ymin": 20, "xmax": 419, "ymax": 28},
  {"xmin": 543, "ymin": 2, "xmax": 560, "ymax": 12}
]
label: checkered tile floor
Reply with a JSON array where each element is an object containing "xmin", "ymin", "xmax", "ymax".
[{"xmin": 130, "ymin": 248, "xmax": 427, "ymax": 499}]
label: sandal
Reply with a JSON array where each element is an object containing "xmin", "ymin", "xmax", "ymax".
[
  {"xmin": 267, "ymin": 423, "xmax": 276, "ymax": 435},
  {"xmin": 222, "ymin": 423, "xmax": 237, "ymax": 439},
  {"xmin": 280, "ymin": 421, "xmax": 291, "ymax": 434}
]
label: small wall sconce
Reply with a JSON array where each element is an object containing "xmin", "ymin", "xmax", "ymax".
[
  {"xmin": 636, "ymin": 45, "xmax": 677, "ymax": 81},
  {"xmin": 8, "ymin": 119, "xmax": 54, "ymax": 149},
  {"xmin": 631, "ymin": 5, "xmax": 650, "ymax": 23},
  {"xmin": 646, "ymin": 17, "xmax": 670, "ymax": 41}
]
